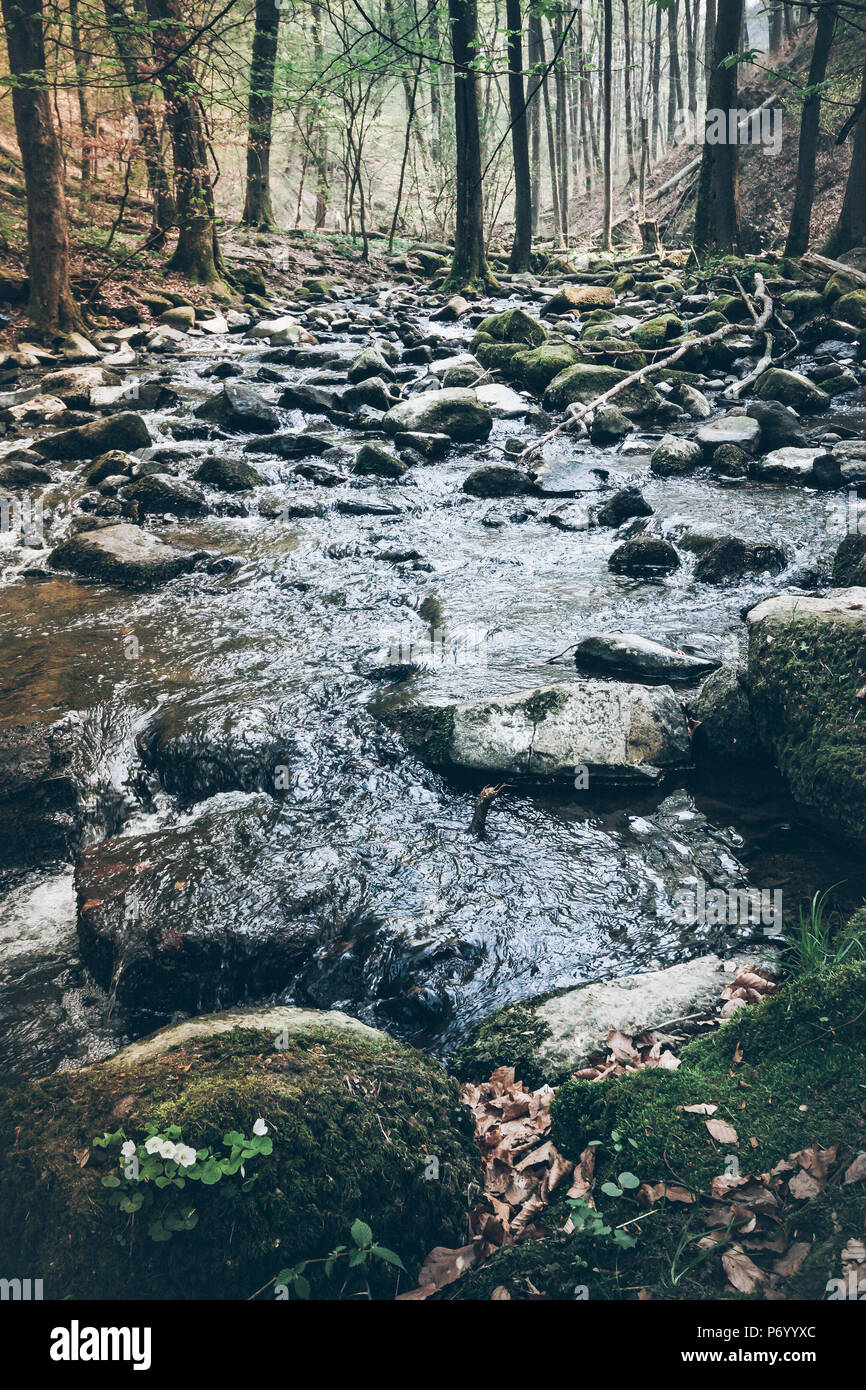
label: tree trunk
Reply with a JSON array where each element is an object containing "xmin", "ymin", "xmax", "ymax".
[
  {"xmin": 103, "ymin": 0, "xmax": 174, "ymax": 244},
  {"xmin": 1, "ymin": 0, "xmax": 79, "ymax": 336},
  {"xmin": 447, "ymin": 0, "xmax": 491, "ymax": 285},
  {"xmin": 506, "ymin": 0, "xmax": 533, "ymax": 269},
  {"xmin": 310, "ymin": 1, "xmax": 328, "ymax": 229},
  {"xmin": 694, "ymin": 0, "xmax": 743, "ymax": 252},
  {"xmin": 552, "ymin": 7, "xmax": 569, "ymax": 242},
  {"xmin": 768, "ymin": 3, "xmax": 783, "ymax": 54},
  {"xmin": 825, "ymin": 47, "xmax": 866, "ymax": 257},
  {"xmin": 528, "ymin": 7, "xmax": 543, "ymax": 230},
  {"xmin": 68, "ymin": 0, "xmax": 95, "ymax": 200},
  {"xmin": 667, "ymin": 1, "xmax": 684, "ymax": 145},
  {"xmin": 622, "ymin": 0, "xmax": 637, "ymax": 181},
  {"xmin": 242, "ymin": 0, "xmax": 280, "ymax": 228},
  {"xmin": 684, "ymin": 0, "xmax": 698, "ymax": 114},
  {"xmin": 145, "ymin": 0, "xmax": 224, "ymax": 283},
  {"xmin": 785, "ymin": 2, "xmax": 837, "ymax": 255},
  {"xmin": 540, "ymin": 23, "xmax": 563, "ymax": 245},
  {"xmin": 602, "ymin": 0, "xmax": 613, "ymax": 248},
  {"xmin": 704, "ymin": 0, "xmax": 716, "ymax": 80},
  {"xmin": 650, "ymin": 2, "xmax": 662, "ymax": 159}
]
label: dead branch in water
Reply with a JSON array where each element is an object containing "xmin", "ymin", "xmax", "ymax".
[{"xmin": 469, "ymin": 783, "xmax": 509, "ymax": 836}]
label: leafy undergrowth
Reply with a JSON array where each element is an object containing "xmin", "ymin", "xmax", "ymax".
[{"xmin": 440, "ymin": 963, "xmax": 866, "ymax": 1300}]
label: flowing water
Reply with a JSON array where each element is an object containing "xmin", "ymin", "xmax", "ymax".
[{"xmin": 2, "ymin": 282, "xmax": 864, "ymax": 1078}]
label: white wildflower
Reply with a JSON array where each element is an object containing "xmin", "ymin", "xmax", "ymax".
[
  {"xmin": 120, "ymin": 1140, "xmax": 136, "ymax": 1158},
  {"xmin": 252, "ymin": 1118, "xmax": 268, "ymax": 1137},
  {"xmin": 145, "ymin": 1136, "xmax": 162, "ymax": 1155},
  {"xmin": 158, "ymin": 1140, "xmax": 177, "ymax": 1161}
]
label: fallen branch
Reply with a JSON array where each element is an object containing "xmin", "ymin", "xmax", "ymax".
[
  {"xmin": 721, "ymin": 331, "xmax": 773, "ymax": 400},
  {"xmin": 468, "ymin": 783, "xmax": 509, "ymax": 836},
  {"xmin": 802, "ymin": 251, "xmax": 866, "ymax": 288},
  {"xmin": 519, "ymin": 273, "xmax": 773, "ymax": 465}
]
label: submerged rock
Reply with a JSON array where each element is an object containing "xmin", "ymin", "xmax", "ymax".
[
  {"xmin": 595, "ymin": 486, "xmax": 653, "ymax": 527},
  {"xmin": 137, "ymin": 701, "xmax": 297, "ymax": 801},
  {"xmin": 694, "ymin": 537, "xmax": 787, "ymax": 584},
  {"xmin": 574, "ymin": 632, "xmax": 719, "ymax": 684},
  {"xmin": 746, "ymin": 588, "xmax": 866, "ymax": 847},
  {"xmin": 608, "ymin": 536, "xmax": 681, "ymax": 577},
  {"xmin": 0, "ymin": 1012, "xmax": 476, "ymax": 1298},
  {"xmin": 462, "ymin": 464, "xmax": 534, "ymax": 498},
  {"xmin": 49, "ymin": 523, "xmax": 199, "ymax": 588},
  {"xmin": 392, "ymin": 680, "xmax": 691, "ymax": 784}
]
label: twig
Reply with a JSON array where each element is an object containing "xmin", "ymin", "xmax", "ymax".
[{"xmin": 469, "ymin": 783, "xmax": 509, "ymax": 836}]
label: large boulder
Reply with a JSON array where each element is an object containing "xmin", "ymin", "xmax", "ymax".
[
  {"xmin": 471, "ymin": 307, "xmax": 546, "ymax": 348},
  {"xmin": 753, "ymin": 368, "xmax": 829, "ymax": 413},
  {"xmin": 0, "ymin": 1013, "xmax": 477, "ymax": 1298},
  {"xmin": 746, "ymin": 588, "xmax": 866, "ymax": 846},
  {"xmin": 383, "ymin": 388, "xmax": 492, "ymax": 442},
  {"xmin": 391, "ymin": 680, "xmax": 691, "ymax": 784},
  {"xmin": 687, "ymin": 665, "xmax": 764, "ymax": 764},
  {"xmin": 694, "ymin": 537, "xmax": 787, "ymax": 584},
  {"xmin": 543, "ymin": 364, "xmax": 661, "ymax": 418},
  {"xmin": 542, "ymin": 284, "xmax": 616, "ymax": 316},
  {"xmin": 573, "ymin": 632, "xmax": 719, "ymax": 684},
  {"xmin": 49, "ymin": 524, "xmax": 199, "ymax": 588},
  {"xmin": 32, "ymin": 412, "xmax": 151, "ymax": 462},
  {"xmin": 510, "ymin": 342, "xmax": 579, "ymax": 392}
]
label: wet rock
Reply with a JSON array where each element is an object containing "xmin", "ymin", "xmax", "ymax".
[
  {"xmin": 510, "ymin": 342, "xmax": 579, "ymax": 392},
  {"xmin": 158, "ymin": 304, "xmax": 196, "ymax": 330},
  {"xmin": 632, "ymin": 312, "xmax": 683, "ymax": 348},
  {"xmin": 711, "ymin": 443, "xmax": 749, "ymax": 477},
  {"xmin": 674, "ymin": 382, "xmax": 712, "ymax": 419},
  {"xmin": 747, "ymin": 588, "xmax": 866, "ymax": 846},
  {"xmin": 608, "ymin": 536, "xmax": 681, "ymax": 577},
  {"xmin": 347, "ymin": 344, "xmax": 396, "ymax": 383},
  {"xmin": 650, "ymin": 433, "xmax": 703, "ymax": 477},
  {"xmin": 543, "ymin": 502, "xmax": 589, "ymax": 531},
  {"xmin": 688, "ymin": 665, "xmax": 764, "ymax": 763},
  {"xmin": 123, "ymin": 473, "xmax": 208, "ymax": 517},
  {"xmin": 85, "ymin": 450, "xmax": 138, "ymax": 485},
  {"xmin": 194, "ymin": 455, "xmax": 264, "ymax": 491},
  {"xmin": 75, "ymin": 795, "xmax": 335, "ymax": 1015},
  {"xmin": 393, "ymin": 430, "xmax": 450, "ymax": 459},
  {"xmin": 0, "ymin": 719, "xmax": 79, "ymax": 868},
  {"xmin": 342, "ymin": 375, "xmax": 393, "ymax": 412},
  {"xmin": 393, "ymin": 680, "xmax": 691, "ymax": 784},
  {"xmin": 137, "ymin": 702, "xmax": 296, "ymax": 801},
  {"xmin": 750, "ymin": 446, "xmax": 841, "ymax": 488},
  {"xmin": 695, "ymin": 414, "xmax": 760, "ymax": 456},
  {"xmin": 744, "ymin": 399, "xmax": 806, "ymax": 449},
  {"xmin": 590, "ymin": 403, "xmax": 633, "ymax": 443},
  {"xmin": 543, "ymin": 364, "xmax": 661, "ymax": 418},
  {"xmin": 595, "ymin": 486, "xmax": 653, "ymax": 527},
  {"xmin": 247, "ymin": 430, "xmax": 334, "ymax": 459},
  {"xmin": 471, "ymin": 307, "xmax": 546, "ymax": 347},
  {"xmin": 0, "ymin": 459, "xmax": 52, "ymax": 487},
  {"xmin": 832, "ymin": 534, "xmax": 866, "ymax": 586},
  {"xmin": 354, "ymin": 442, "xmax": 407, "ymax": 479},
  {"xmin": 462, "ymin": 464, "xmax": 534, "ymax": 498},
  {"xmin": 574, "ymin": 632, "xmax": 719, "ymax": 684},
  {"xmin": 49, "ymin": 523, "xmax": 199, "ymax": 587},
  {"xmin": 542, "ymin": 284, "xmax": 615, "ymax": 315},
  {"xmin": 245, "ymin": 314, "xmax": 315, "ymax": 345},
  {"xmin": 195, "ymin": 382, "xmax": 280, "ymax": 434},
  {"xmin": 753, "ymin": 367, "xmax": 830, "ymax": 413},
  {"xmin": 383, "ymin": 387, "xmax": 492, "ymax": 441},
  {"xmin": 475, "ymin": 383, "xmax": 528, "ymax": 418},
  {"xmin": 32, "ymin": 412, "xmax": 151, "ymax": 462},
  {"xmin": 694, "ymin": 537, "xmax": 787, "ymax": 584}
]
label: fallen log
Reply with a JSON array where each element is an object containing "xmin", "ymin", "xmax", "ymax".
[{"xmin": 802, "ymin": 251, "xmax": 866, "ymax": 288}]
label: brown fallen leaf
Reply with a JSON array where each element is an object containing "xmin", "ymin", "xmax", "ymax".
[
  {"xmin": 787, "ymin": 1169, "xmax": 822, "ymax": 1200},
  {"xmin": 722, "ymin": 1247, "xmax": 767, "ymax": 1295},
  {"xmin": 773, "ymin": 1242, "xmax": 811, "ymax": 1278},
  {"xmin": 706, "ymin": 1117, "xmax": 739, "ymax": 1145},
  {"xmin": 490, "ymin": 1286, "xmax": 511, "ymax": 1300},
  {"xmin": 844, "ymin": 1153, "xmax": 866, "ymax": 1185}
]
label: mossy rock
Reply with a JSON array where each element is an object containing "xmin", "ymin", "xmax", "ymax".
[
  {"xmin": 687, "ymin": 310, "xmax": 728, "ymax": 335},
  {"xmin": 835, "ymin": 291, "xmax": 866, "ymax": 330},
  {"xmin": 474, "ymin": 340, "xmax": 524, "ymax": 371},
  {"xmin": 450, "ymin": 964, "xmax": 866, "ymax": 1300},
  {"xmin": 746, "ymin": 590, "xmax": 866, "ymax": 847},
  {"xmin": 471, "ymin": 307, "xmax": 546, "ymax": 349},
  {"xmin": 451, "ymin": 1001, "xmax": 556, "ymax": 1091},
  {"xmin": 632, "ymin": 313, "xmax": 684, "ymax": 348},
  {"xmin": 707, "ymin": 294, "xmax": 750, "ymax": 323},
  {"xmin": 542, "ymin": 363, "xmax": 660, "ymax": 418},
  {"xmin": 832, "ymin": 534, "xmax": 866, "ymax": 587},
  {"xmin": 510, "ymin": 341, "xmax": 579, "ymax": 392},
  {"xmin": 0, "ymin": 1021, "xmax": 478, "ymax": 1300},
  {"xmin": 780, "ymin": 289, "xmax": 824, "ymax": 322},
  {"xmin": 823, "ymin": 271, "xmax": 862, "ymax": 304},
  {"xmin": 574, "ymin": 339, "xmax": 647, "ymax": 371},
  {"xmin": 609, "ymin": 272, "xmax": 636, "ymax": 294}
]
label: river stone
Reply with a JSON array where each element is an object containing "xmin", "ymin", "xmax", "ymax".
[
  {"xmin": 694, "ymin": 537, "xmax": 787, "ymax": 584},
  {"xmin": 36, "ymin": 366, "xmax": 121, "ymax": 409},
  {"xmin": 462, "ymin": 464, "xmax": 534, "ymax": 498},
  {"xmin": 354, "ymin": 442, "xmax": 407, "ymax": 478},
  {"xmin": 475, "ymin": 383, "xmax": 529, "ymax": 418},
  {"xmin": 103, "ymin": 1004, "xmax": 388, "ymax": 1068},
  {"xmin": 751, "ymin": 447, "xmax": 841, "ymax": 488},
  {"xmin": 383, "ymin": 388, "xmax": 492, "ymax": 441},
  {"xmin": 753, "ymin": 368, "xmax": 830, "ymax": 413},
  {"xmin": 472, "ymin": 307, "xmax": 547, "ymax": 347},
  {"xmin": 393, "ymin": 430, "xmax": 450, "ymax": 459},
  {"xmin": 746, "ymin": 588, "xmax": 866, "ymax": 847},
  {"xmin": 510, "ymin": 342, "xmax": 579, "ymax": 392},
  {"xmin": 393, "ymin": 680, "xmax": 691, "ymax": 784},
  {"xmin": 675, "ymin": 382, "xmax": 712, "ymax": 419},
  {"xmin": 650, "ymin": 433, "xmax": 703, "ymax": 477},
  {"xmin": 590, "ymin": 404, "xmax": 633, "ymax": 442},
  {"xmin": 137, "ymin": 701, "xmax": 297, "ymax": 800},
  {"xmin": 0, "ymin": 718, "xmax": 79, "ymax": 868},
  {"xmin": 194, "ymin": 455, "xmax": 264, "ymax": 491},
  {"xmin": 543, "ymin": 364, "xmax": 661, "ymax": 418},
  {"xmin": 595, "ymin": 486, "xmax": 653, "ymax": 527},
  {"xmin": 124, "ymin": 473, "xmax": 209, "ymax": 517},
  {"xmin": 532, "ymin": 951, "xmax": 778, "ymax": 1079},
  {"xmin": 32, "ymin": 411, "xmax": 151, "ymax": 462},
  {"xmin": 609, "ymin": 536, "xmax": 681, "ymax": 577},
  {"xmin": 743, "ymin": 399, "xmax": 805, "ymax": 451},
  {"xmin": 542, "ymin": 284, "xmax": 616, "ymax": 315},
  {"xmin": 0, "ymin": 458, "xmax": 52, "ymax": 487},
  {"xmin": 695, "ymin": 414, "xmax": 760, "ymax": 456},
  {"xmin": 0, "ymin": 1011, "xmax": 476, "ymax": 1299},
  {"xmin": 195, "ymin": 382, "xmax": 279, "ymax": 433},
  {"xmin": 688, "ymin": 665, "xmax": 764, "ymax": 763},
  {"xmin": 245, "ymin": 314, "xmax": 315, "ymax": 345},
  {"xmin": 49, "ymin": 523, "xmax": 199, "ymax": 588},
  {"xmin": 347, "ymin": 344, "xmax": 395, "ymax": 383},
  {"xmin": 832, "ymin": 534, "xmax": 866, "ymax": 586},
  {"xmin": 574, "ymin": 633, "xmax": 719, "ymax": 684}
]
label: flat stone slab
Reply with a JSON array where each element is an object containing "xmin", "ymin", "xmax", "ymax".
[
  {"xmin": 534, "ymin": 950, "xmax": 779, "ymax": 1074},
  {"xmin": 696, "ymin": 415, "xmax": 761, "ymax": 454},
  {"xmin": 49, "ymin": 523, "xmax": 199, "ymax": 588},
  {"xmin": 101, "ymin": 1005, "xmax": 387, "ymax": 1069}
]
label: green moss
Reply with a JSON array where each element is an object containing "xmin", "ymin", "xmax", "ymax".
[
  {"xmin": 471, "ymin": 308, "xmax": 546, "ymax": 349},
  {"xmin": 474, "ymin": 340, "xmax": 523, "ymax": 371},
  {"xmin": 509, "ymin": 342, "xmax": 579, "ymax": 392},
  {"xmin": 451, "ymin": 1002, "xmax": 554, "ymax": 1090},
  {"xmin": 832, "ymin": 534, "xmax": 866, "ymax": 586},
  {"xmin": 632, "ymin": 313, "xmax": 684, "ymax": 348},
  {"xmin": 747, "ymin": 608, "xmax": 866, "ymax": 845},
  {"xmin": 0, "ymin": 1026, "xmax": 479, "ymax": 1300},
  {"xmin": 835, "ymin": 291, "xmax": 866, "ymax": 329}
]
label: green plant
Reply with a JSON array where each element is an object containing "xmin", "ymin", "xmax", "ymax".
[
  {"xmin": 273, "ymin": 1218, "xmax": 405, "ymax": 1300},
  {"xmin": 784, "ymin": 888, "xmax": 866, "ymax": 976},
  {"xmin": 93, "ymin": 1118, "xmax": 272, "ymax": 1243}
]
